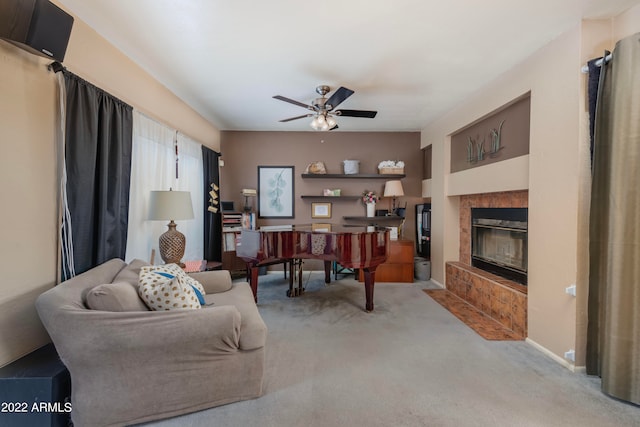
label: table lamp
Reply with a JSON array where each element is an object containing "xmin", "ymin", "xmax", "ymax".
[
  {"xmin": 241, "ymin": 188, "xmax": 257, "ymax": 212},
  {"xmin": 383, "ymin": 180, "xmax": 404, "ymax": 215},
  {"xmin": 148, "ymin": 190, "xmax": 194, "ymax": 267}
]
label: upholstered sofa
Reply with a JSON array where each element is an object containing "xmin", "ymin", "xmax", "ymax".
[{"xmin": 36, "ymin": 258, "xmax": 267, "ymax": 427}]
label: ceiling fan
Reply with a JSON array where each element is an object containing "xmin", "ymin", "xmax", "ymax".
[{"xmin": 273, "ymin": 85, "xmax": 377, "ymax": 131}]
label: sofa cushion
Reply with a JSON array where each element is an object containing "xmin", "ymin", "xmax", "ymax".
[
  {"xmin": 138, "ymin": 268, "xmax": 202, "ymax": 311},
  {"xmin": 113, "ymin": 259, "xmax": 151, "ymax": 287},
  {"xmin": 86, "ymin": 282, "xmax": 150, "ymax": 312}
]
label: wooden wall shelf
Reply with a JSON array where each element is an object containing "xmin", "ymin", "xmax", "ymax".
[
  {"xmin": 343, "ymin": 215, "xmax": 403, "ymax": 221},
  {"xmin": 300, "ymin": 195, "xmax": 361, "ymax": 200},
  {"xmin": 301, "ymin": 173, "xmax": 405, "ymax": 179}
]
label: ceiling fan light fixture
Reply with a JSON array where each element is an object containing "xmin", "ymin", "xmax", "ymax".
[
  {"xmin": 310, "ymin": 113, "xmax": 332, "ymax": 131},
  {"xmin": 310, "ymin": 115, "xmax": 321, "ymax": 130},
  {"xmin": 275, "ymin": 85, "xmax": 376, "ymax": 131}
]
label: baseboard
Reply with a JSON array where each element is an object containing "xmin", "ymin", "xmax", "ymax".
[
  {"xmin": 430, "ymin": 278, "xmax": 444, "ymax": 288},
  {"xmin": 525, "ymin": 338, "xmax": 584, "ymax": 372},
  {"xmin": 573, "ymin": 366, "xmax": 587, "ymax": 374}
]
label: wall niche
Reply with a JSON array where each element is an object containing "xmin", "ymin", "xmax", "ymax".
[{"xmin": 450, "ymin": 92, "xmax": 530, "ymax": 173}]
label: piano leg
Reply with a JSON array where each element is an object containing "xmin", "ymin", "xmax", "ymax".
[
  {"xmin": 323, "ymin": 261, "xmax": 332, "ymax": 284},
  {"xmin": 361, "ymin": 266, "xmax": 378, "ymax": 312},
  {"xmin": 248, "ymin": 264, "xmax": 260, "ymax": 303}
]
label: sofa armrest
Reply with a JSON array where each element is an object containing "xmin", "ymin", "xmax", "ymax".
[
  {"xmin": 36, "ymin": 299, "xmax": 242, "ymax": 367},
  {"xmin": 189, "ymin": 270, "xmax": 233, "ymax": 294},
  {"xmin": 207, "ymin": 282, "xmax": 267, "ymax": 351}
]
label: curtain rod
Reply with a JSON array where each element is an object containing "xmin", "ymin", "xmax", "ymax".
[
  {"xmin": 48, "ymin": 61, "xmax": 65, "ymax": 73},
  {"xmin": 50, "ymin": 62, "xmax": 219, "ymax": 155},
  {"xmin": 48, "ymin": 61, "xmax": 131, "ymax": 108},
  {"xmin": 581, "ymin": 53, "xmax": 612, "ymax": 73}
]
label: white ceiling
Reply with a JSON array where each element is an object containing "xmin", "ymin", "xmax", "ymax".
[{"xmin": 57, "ymin": 0, "xmax": 639, "ymax": 132}]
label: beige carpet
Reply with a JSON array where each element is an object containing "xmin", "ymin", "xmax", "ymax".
[{"xmin": 140, "ymin": 273, "xmax": 640, "ymax": 427}]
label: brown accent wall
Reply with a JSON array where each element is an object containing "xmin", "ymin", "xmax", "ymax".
[
  {"xmin": 220, "ymin": 131, "xmax": 422, "ymax": 266},
  {"xmin": 422, "ymin": 145, "xmax": 432, "ymax": 180},
  {"xmin": 450, "ymin": 94, "xmax": 530, "ymax": 173}
]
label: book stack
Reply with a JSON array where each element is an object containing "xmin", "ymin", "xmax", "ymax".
[
  {"xmin": 222, "ymin": 212, "xmax": 243, "ymax": 232},
  {"xmin": 241, "ymin": 212, "xmax": 256, "ymax": 230}
]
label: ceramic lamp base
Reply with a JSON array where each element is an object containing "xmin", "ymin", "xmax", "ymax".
[{"xmin": 159, "ymin": 221, "xmax": 186, "ymax": 267}]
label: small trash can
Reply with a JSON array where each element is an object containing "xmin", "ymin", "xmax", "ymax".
[{"xmin": 414, "ymin": 257, "xmax": 431, "ymax": 281}]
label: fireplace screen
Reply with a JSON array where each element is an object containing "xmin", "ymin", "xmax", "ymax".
[{"xmin": 471, "ymin": 208, "xmax": 527, "ymax": 284}]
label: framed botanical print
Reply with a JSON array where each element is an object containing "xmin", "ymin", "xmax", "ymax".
[{"xmin": 258, "ymin": 166, "xmax": 295, "ymax": 218}]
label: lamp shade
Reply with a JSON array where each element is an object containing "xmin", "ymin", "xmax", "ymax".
[
  {"xmin": 148, "ymin": 190, "xmax": 194, "ymax": 221},
  {"xmin": 383, "ymin": 180, "xmax": 404, "ymax": 197}
]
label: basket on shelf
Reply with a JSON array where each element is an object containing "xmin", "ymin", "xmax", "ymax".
[
  {"xmin": 377, "ymin": 160, "xmax": 405, "ymax": 175},
  {"xmin": 378, "ymin": 167, "xmax": 404, "ymax": 175}
]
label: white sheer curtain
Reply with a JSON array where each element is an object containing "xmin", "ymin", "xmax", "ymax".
[{"xmin": 125, "ymin": 111, "xmax": 204, "ymax": 263}]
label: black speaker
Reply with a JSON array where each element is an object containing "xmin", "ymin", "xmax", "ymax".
[
  {"xmin": 0, "ymin": 0, "xmax": 74, "ymax": 62},
  {"xmin": 0, "ymin": 344, "xmax": 71, "ymax": 427}
]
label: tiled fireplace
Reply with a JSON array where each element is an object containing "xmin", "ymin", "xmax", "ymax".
[{"xmin": 446, "ymin": 190, "xmax": 528, "ymax": 337}]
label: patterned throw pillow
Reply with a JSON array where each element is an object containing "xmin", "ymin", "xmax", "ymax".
[
  {"xmin": 141, "ymin": 264, "xmax": 206, "ymax": 293},
  {"xmin": 138, "ymin": 264, "xmax": 206, "ymax": 311}
]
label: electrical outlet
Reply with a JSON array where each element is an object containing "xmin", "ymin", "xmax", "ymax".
[{"xmin": 564, "ymin": 349, "xmax": 575, "ymax": 362}]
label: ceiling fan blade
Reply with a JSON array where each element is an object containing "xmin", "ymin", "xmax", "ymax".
[
  {"xmin": 335, "ymin": 109, "xmax": 378, "ymax": 118},
  {"xmin": 279, "ymin": 114, "xmax": 313, "ymax": 122},
  {"xmin": 273, "ymin": 95, "xmax": 312, "ymax": 110},
  {"xmin": 325, "ymin": 86, "xmax": 354, "ymax": 110}
]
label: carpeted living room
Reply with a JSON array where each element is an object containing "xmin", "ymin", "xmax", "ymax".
[
  {"xmin": 1, "ymin": 1, "xmax": 640, "ymax": 427},
  {"xmin": 139, "ymin": 272, "xmax": 640, "ymax": 427}
]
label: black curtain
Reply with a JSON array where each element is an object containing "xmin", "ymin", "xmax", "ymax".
[
  {"xmin": 202, "ymin": 146, "xmax": 222, "ymax": 262},
  {"xmin": 587, "ymin": 52, "xmax": 609, "ymax": 166},
  {"xmin": 62, "ymin": 70, "xmax": 133, "ymax": 277}
]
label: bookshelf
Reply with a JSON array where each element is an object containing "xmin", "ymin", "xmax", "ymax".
[{"xmin": 222, "ymin": 211, "xmax": 250, "ymax": 273}]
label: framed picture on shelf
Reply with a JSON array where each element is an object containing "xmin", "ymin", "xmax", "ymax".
[
  {"xmin": 311, "ymin": 202, "xmax": 332, "ymax": 218},
  {"xmin": 312, "ymin": 223, "xmax": 332, "ymax": 232},
  {"xmin": 258, "ymin": 166, "xmax": 295, "ymax": 218}
]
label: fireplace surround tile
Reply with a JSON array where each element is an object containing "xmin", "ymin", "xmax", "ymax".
[{"xmin": 467, "ymin": 279, "xmax": 481, "ymax": 306}]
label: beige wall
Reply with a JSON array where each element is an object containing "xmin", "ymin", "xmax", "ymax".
[
  {"xmin": 0, "ymin": 2, "xmax": 219, "ymax": 366},
  {"xmin": 422, "ymin": 7, "xmax": 640, "ymax": 366}
]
